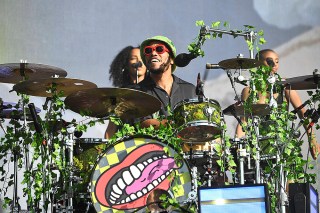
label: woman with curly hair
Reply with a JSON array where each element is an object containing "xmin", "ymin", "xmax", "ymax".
[
  {"xmin": 109, "ymin": 45, "xmax": 147, "ymax": 87},
  {"xmin": 105, "ymin": 45, "xmax": 147, "ymax": 139}
]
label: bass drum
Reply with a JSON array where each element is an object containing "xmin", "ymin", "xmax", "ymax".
[{"xmin": 90, "ymin": 136, "xmax": 192, "ymax": 212}]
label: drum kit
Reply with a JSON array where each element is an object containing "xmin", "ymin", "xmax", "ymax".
[{"xmin": 0, "ymin": 59, "xmax": 319, "ymax": 213}]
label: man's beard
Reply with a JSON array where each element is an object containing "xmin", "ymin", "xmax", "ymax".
[{"xmin": 149, "ymin": 58, "xmax": 171, "ymax": 74}]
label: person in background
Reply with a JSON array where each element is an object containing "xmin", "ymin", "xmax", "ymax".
[
  {"xmin": 108, "ymin": 45, "xmax": 147, "ymax": 87},
  {"xmin": 235, "ymin": 49, "xmax": 319, "ymax": 160},
  {"xmin": 105, "ymin": 45, "xmax": 147, "ymax": 139},
  {"xmin": 138, "ymin": 35, "xmax": 197, "ymax": 128}
]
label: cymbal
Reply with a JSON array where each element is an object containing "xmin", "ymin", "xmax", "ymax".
[
  {"xmin": 0, "ymin": 63, "xmax": 67, "ymax": 84},
  {"xmin": 0, "ymin": 101, "xmax": 41, "ymax": 120},
  {"xmin": 64, "ymin": 88, "xmax": 161, "ymax": 119},
  {"xmin": 223, "ymin": 103, "xmax": 270, "ymax": 116},
  {"xmin": 218, "ymin": 58, "xmax": 262, "ymax": 69},
  {"xmin": 281, "ymin": 75, "xmax": 320, "ymax": 90},
  {"xmin": 12, "ymin": 78, "xmax": 97, "ymax": 97}
]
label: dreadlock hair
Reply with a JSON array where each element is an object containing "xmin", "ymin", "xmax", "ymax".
[{"xmin": 109, "ymin": 45, "xmax": 141, "ymax": 87}]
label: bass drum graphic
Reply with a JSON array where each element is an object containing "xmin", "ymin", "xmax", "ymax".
[{"xmin": 90, "ymin": 136, "xmax": 192, "ymax": 212}]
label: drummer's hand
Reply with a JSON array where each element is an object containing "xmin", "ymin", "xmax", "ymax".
[{"xmin": 309, "ymin": 133, "xmax": 319, "ymax": 160}]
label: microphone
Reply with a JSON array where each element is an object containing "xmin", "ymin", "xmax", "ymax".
[
  {"xmin": 132, "ymin": 61, "xmax": 142, "ymax": 69},
  {"xmin": 206, "ymin": 63, "xmax": 221, "ymax": 69},
  {"xmin": 266, "ymin": 58, "xmax": 275, "ymax": 67},
  {"xmin": 196, "ymin": 73, "xmax": 204, "ymax": 97},
  {"xmin": 174, "ymin": 53, "xmax": 197, "ymax": 67},
  {"xmin": 28, "ymin": 103, "xmax": 43, "ymax": 134}
]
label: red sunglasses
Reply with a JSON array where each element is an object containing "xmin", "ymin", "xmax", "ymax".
[{"xmin": 143, "ymin": 44, "xmax": 169, "ymax": 56}]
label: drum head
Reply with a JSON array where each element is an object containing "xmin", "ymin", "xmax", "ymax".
[{"xmin": 90, "ymin": 136, "xmax": 191, "ymax": 212}]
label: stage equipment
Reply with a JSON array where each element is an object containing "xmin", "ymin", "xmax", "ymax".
[
  {"xmin": 198, "ymin": 184, "xmax": 270, "ymax": 213},
  {"xmin": 281, "ymin": 71, "xmax": 320, "ymax": 90},
  {"xmin": 0, "ymin": 62, "xmax": 67, "ymax": 83},
  {"xmin": 289, "ymin": 183, "xmax": 319, "ymax": 213},
  {"xmin": 218, "ymin": 58, "xmax": 262, "ymax": 70},
  {"xmin": 64, "ymin": 87, "xmax": 161, "ymax": 119},
  {"xmin": 0, "ymin": 101, "xmax": 41, "ymax": 120},
  {"xmin": 12, "ymin": 77, "xmax": 97, "ymax": 97},
  {"xmin": 223, "ymin": 103, "xmax": 271, "ymax": 117},
  {"xmin": 173, "ymin": 98, "xmax": 221, "ymax": 142},
  {"xmin": 89, "ymin": 136, "xmax": 192, "ymax": 212}
]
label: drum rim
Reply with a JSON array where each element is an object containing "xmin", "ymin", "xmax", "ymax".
[
  {"xmin": 173, "ymin": 98, "xmax": 220, "ymax": 110},
  {"xmin": 75, "ymin": 137, "xmax": 109, "ymax": 144}
]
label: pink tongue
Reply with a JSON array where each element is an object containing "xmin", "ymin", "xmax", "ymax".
[{"xmin": 125, "ymin": 158, "xmax": 176, "ymax": 195}]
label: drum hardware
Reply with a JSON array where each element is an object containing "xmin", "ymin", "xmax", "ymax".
[
  {"xmin": 226, "ymin": 69, "xmax": 242, "ymax": 102},
  {"xmin": 223, "ymin": 103, "xmax": 271, "ymax": 117},
  {"xmin": 0, "ymin": 62, "xmax": 67, "ymax": 84},
  {"xmin": 203, "ymin": 104, "xmax": 215, "ymax": 122},
  {"xmin": 268, "ymin": 74, "xmax": 278, "ymax": 108},
  {"xmin": 0, "ymin": 101, "xmax": 41, "ymax": 121},
  {"xmin": 280, "ymin": 70, "xmax": 320, "ymax": 90},
  {"xmin": 3, "ymin": 99, "xmax": 38, "ymax": 212},
  {"xmin": 12, "ymin": 77, "xmax": 97, "ymax": 97},
  {"xmin": 173, "ymin": 98, "xmax": 221, "ymax": 142},
  {"xmin": 64, "ymin": 87, "xmax": 161, "ymax": 120},
  {"xmin": 218, "ymin": 57, "xmax": 263, "ymax": 70},
  {"xmin": 201, "ymin": 25, "xmax": 258, "ymax": 59},
  {"xmin": 56, "ymin": 125, "xmax": 77, "ymax": 212}
]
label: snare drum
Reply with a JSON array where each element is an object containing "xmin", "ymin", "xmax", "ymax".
[
  {"xmin": 90, "ymin": 136, "xmax": 192, "ymax": 212},
  {"xmin": 173, "ymin": 98, "xmax": 221, "ymax": 143}
]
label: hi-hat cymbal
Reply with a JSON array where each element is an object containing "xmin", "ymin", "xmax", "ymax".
[
  {"xmin": 12, "ymin": 78, "xmax": 97, "ymax": 97},
  {"xmin": 218, "ymin": 58, "xmax": 262, "ymax": 69},
  {"xmin": 0, "ymin": 63, "xmax": 68, "ymax": 84},
  {"xmin": 0, "ymin": 101, "xmax": 41, "ymax": 120},
  {"xmin": 281, "ymin": 75, "xmax": 320, "ymax": 90},
  {"xmin": 223, "ymin": 103, "xmax": 270, "ymax": 116},
  {"xmin": 64, "ymin": 88, "xmax": 161, "ymax": 120}
]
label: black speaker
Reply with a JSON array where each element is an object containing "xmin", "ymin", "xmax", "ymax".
[{"xmin": 289, "ymin": 183, "xmax": 319, "ymax": 213}]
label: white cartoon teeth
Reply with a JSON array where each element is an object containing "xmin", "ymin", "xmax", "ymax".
[
  {"xmin": 108, "ymin": 155, "xmax": 175, "ymax": 205},
  {"xmin": 117, "ymin": 178, "xmax": 126, "ymax": 190},
  {"xmin": 137, "ymin": 163, "xmax": 144, "ymax": 171},
  {"xmin": 129, "ymin": 165, "xmax": 141, "ymax": 178},
  {"xmin": 123, "ymin": 171, "xmax": 133, "ymax": 185}
]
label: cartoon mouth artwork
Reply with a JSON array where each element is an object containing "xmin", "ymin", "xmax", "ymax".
[{"xmin": 94, "ymin": 143, "xmax": 180, "ymax": 210}]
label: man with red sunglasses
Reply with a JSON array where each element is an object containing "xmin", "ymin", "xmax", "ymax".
[{"xmin": 138, "ymin": 35, "xmax": 197, "ymax": 127}]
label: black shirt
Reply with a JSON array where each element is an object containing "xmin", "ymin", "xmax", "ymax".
[{"xmin": 138, "ymin": 74, "xmax": 197, "ymax": 118}]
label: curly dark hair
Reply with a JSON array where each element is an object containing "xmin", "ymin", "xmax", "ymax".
[{"xmin": 109, "ymin": 45, "xmax": 141, "ymax": 87}]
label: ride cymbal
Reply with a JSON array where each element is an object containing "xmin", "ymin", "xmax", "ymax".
[
  {"xmin": 12, "ymin": 78, "xmax": 97, "ymax": 97},
  {"xmin": 0, "ymin": 63, "xmax": 67, "ymax": 84},
  {"xmin": 223, "ymin": 103, "xmax": 270, "ymax": 116},
  {"xmin": 281, "ymin": 74, "xmax": 320, "ymax": 90},
  {"xmin": 64, "ymin": 88, "xmax": 161, "ymax": 120},
  {"xmin": 218, "ymin": 58, "xmax": 262, "ymax": 69}
]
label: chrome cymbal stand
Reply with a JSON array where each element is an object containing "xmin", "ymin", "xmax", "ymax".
[
  {"xmin": 11, "ymin": 61, "xmax": 32, "ymax": 212},
  {"xmin": 252, "ymin": 116, "xmax": 261, "ymax": 184},
  {"xmin": 232, "ymin": 138, "xmax": 246, "ymax": 184},
  {"xmin": 65, "ymin": 126, "xmax": 76, "ymax": 212}
]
